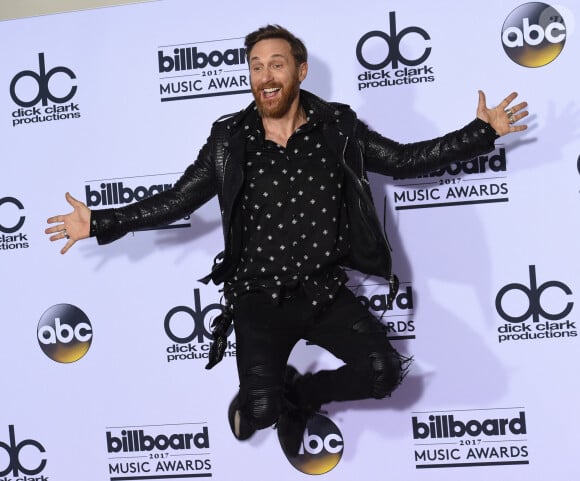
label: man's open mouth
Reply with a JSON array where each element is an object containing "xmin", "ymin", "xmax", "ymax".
[{"xmin": 263, "ymin": 87, "xmax": 281, "ymax": 98}]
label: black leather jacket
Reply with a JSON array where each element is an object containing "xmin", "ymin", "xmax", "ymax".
[{"xmin": 90, "ymin": 90, "xmax": 498, "ymax": 287}]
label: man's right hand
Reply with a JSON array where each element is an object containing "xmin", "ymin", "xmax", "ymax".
[{"xmin": 45, "ymin": 192, "xmax": 91, "ymax": 254}]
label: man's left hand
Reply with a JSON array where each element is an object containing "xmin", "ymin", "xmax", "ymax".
[{"xmin": 477, "ymin": 90, "xmax": 528, "ymax": 136}]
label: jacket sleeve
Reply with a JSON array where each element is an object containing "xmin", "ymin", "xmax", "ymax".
[
  {"xmin": 89, "ymin": 131, "xmax": 218, "ymax": 245},
  {"xmin": 360, "ymin": 117, "xmax": 499, "ymax": 177}
]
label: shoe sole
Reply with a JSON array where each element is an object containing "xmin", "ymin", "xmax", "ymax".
[{"xmin": 234, "ymin": 410, "xmax": 241, "ymax": 438}]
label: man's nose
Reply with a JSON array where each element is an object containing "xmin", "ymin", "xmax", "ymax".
[{"xmin": 263, "ymin": 67, "xmax": 275, "ymax": 82}]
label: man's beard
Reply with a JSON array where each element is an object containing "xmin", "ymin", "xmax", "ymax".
[{"xmin": 252, "ymin": 74, "xmax": 301, "ymax": 119}]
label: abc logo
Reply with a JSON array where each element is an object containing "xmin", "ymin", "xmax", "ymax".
[
  {"xmin": 10, "ymin": 53, "xmax": 77, "ymax": 107},
  {"xmin": 501, "ymin": 2, "xmax": 566, "ymax": 67},
  {"xmin": 0, "ymin": 197, "xmax": 25, "ymax": 234},
  {"xmin": 284, "ymin": 413, "xmax": 344, "ymax": 475},
  {"xmin": 37, "ymin": 304, "xmax": 93, "ymax": 363}
]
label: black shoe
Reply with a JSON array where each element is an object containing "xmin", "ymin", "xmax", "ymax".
[
  {"xmin": 277, "ymin": 406, "xmax": 311, "ymax": 457},
  {"xmin": 228, "ymin": 393, "xmax": 256, "ymax": 441},
  {"xmin": 278, "ymin": 365, "xmax": 319, "ymax": 457},
  {"xmin": 284, "ymin": 364, "xmax": 301, "ymax": 400}
]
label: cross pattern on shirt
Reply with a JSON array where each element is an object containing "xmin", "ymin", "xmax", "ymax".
[{"xmin": 227, "ymin": 106, "xmax": 350, "ymax": 307}]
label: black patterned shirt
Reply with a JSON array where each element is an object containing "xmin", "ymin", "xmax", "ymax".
[{"xmin": 226, "ymin": 103, "xmax": 350, "ymax": 307}]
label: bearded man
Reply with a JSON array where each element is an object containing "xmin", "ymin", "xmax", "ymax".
[{"xmin": 46, "ymin": 25, "xmax": 528, "ymax": 457}]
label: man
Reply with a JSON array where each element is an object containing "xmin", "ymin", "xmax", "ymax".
[{"xmin": 46, "ymin": 25, "xmax": 528, "ymax": 457}]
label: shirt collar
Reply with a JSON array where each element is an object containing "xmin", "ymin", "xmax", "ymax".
[{"xmin": 244, "ymin": 93, "xmax": 329, "ymax": 143}]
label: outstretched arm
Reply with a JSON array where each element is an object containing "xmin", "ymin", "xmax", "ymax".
[
  {"xmin": 45, "ymin": 123, "xmax": 220, "ymax": 252},
  {"xmin": 45, "ymin": 192, "xmax": 91, "ymax": 254},
  {"xmin": 363, "ymin": 90, "xmax": 529, "ymax": 177},
  {"xmin": 476, "ymin": 90, "xmax": 528, "ymax": 136}
]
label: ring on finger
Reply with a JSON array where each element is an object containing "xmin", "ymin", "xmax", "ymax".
[{"xmin": 505, "ymin": 108, "xmax": 515, "ymax": 124}]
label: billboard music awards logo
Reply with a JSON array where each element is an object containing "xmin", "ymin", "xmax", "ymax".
[
  {"xmin": 164, "ymin": 289, "xmax": 234, "ymax": 363},
  {"xmin": 0, "ymin": 425, "xmax": 49, "ymax": 481},
  {"xmin": 106, "ymin": 423, "xmax": 212, "ymax": 480},
  {"xmin": 348, "ymin": 279, "xmax": 416, "ymax": 340},
  {"xmin": 0, "ymin": 197, "xmax": 30, "ymax": 252},
  {"xmin": 412, "ymin": 407, "xmax": 529, "ymax": 469},
  {"xmin": 84, "ymin": 173, "xmax": 191, "ymax": 231},
  {"xmin": 501, "ymin": 2, "xmax": 566, "ymax": 67},
  {"xmin": 390, "ymin": 146, "xmax": 509, "ymax": 210},
  {"xmin": 158, "ymin": 37, "xmax": 251, "ymax": 102},
  {"xmin": 495, "ymin": 265, "xmax": 576, "ymax": 344},
  {"xmin": 9, "ymin": 53, "xmax": 81, "ymax": 128},
  {"xmin": 356, "ymin": 11, "xmax": 435, "ymax": 91},
  {"xmin": 37, "ymin": 304, "xmax": 93, "ymax": 363}
]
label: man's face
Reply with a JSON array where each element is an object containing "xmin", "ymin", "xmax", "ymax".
[{"xmin": 249, "ymin": 38, "xmax": 307, "ymax": 119}]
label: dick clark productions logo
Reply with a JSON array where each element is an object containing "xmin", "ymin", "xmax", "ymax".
[
  {"xmin": 355, "ymin": 11, "xmax": 435, "ymax": 91},
  {"xmin": 495, "ymin": 265, "xmax": 576, "ymax": 343},
  {"xmin": 9, "ymin": 52, "xmax": 81, "ymax": 127},
  {"xmin": 164, "ymin": 289, "xmax": 236, "ymax": 363},
  {"xmin": 0, "ymin": 197, "xmax": 29, "ymax": 252},
  {"xmin": 0, "ymin": 425, "xmax": 47, "ymax": 478}
]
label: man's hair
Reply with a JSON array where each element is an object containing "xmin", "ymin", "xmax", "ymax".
[{"xmin": 245, "ymin": 25, "xmax": 308, "ymax": 65}]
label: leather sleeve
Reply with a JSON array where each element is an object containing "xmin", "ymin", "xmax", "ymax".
[
  {"xmin": 89, "ymin": 130, "xmax": 218, "ymax": 245},
  {"xmin": 360, "ymin": 118, "xmax": 499, "ymax": 177}
]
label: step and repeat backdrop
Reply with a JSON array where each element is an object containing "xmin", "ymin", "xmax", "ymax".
[{"xmin": 1, "ymin": 0, "xmax": 579, "ymax": 479}]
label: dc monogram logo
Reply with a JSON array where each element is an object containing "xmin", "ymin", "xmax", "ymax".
[
  {"xmin": 0, "ymin": 425, "xmax": 47, "ymax": 477},
  {"xmin": 356, "ymin": 11, "xmax": 431, "ymax": 70},
  {"xmin": 495, "ymin": 265, "xmax": 573, "ymax": 323},
  {"xmin": 10, "ymin": 53, "xmax": 77, "ymax": 107},
  {"xmin": 164, "ymin": 289, "xmax": 227, "ymax": 343},
  {"xmin": 0, "ymin": 197, "xmax": 25, "ymax": 234}
]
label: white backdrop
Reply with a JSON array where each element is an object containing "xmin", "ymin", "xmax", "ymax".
[{"xmin": 1, "ymin": 0, "xmax": 579, "ymax": 479}]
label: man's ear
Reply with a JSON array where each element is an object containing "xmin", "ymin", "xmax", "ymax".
[{"xmin": 298, "ymin": 62, "xmax": 308, "ymax": 82}]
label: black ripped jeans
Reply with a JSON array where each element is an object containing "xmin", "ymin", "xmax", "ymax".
[{"xmin": 232, "ymin": 285, "xmax": 408, "ymax": 430}]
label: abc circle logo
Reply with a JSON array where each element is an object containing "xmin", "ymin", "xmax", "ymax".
[
  {"xmin": 37, "ymin": 304, "xmax": 93, "ymax": 363},
  {"xmin": 282, "ymin": 413, "xmax": 344, "ymax": 475},
  {"xmin": 0, "ymin": 197, "xmax": 25, "ymax": 234},
  {"xmin": 496, "ymin": 265, "xmax": 573, "ymax": 323},
  {"xmin": 0, "ymin": 425, "xmax": 47, "ymax": 477},
  {"xmin": 10, "ymin": 53, "xmax": 77, "ymax": 108},
  {"xmin": 356, "ymin": 11, "xmax": 431, "ymax": 70},
  {"xmin": 501, "ymin": 2, "xmax": 566, "ymax": 67}
]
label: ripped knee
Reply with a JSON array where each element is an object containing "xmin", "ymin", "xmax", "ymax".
[
  {"xmin": 241, "ymin": 365, "xmax": 284, "ymax": 429},
  {"xmin": 369, "ymin": 351, "xmax": 412, "ymax": 399}
]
